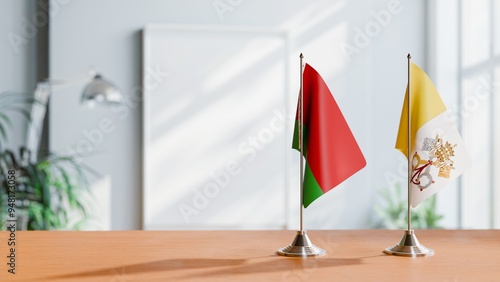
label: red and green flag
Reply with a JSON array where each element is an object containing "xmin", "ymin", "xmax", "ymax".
[{"xmin": 293, "ymin": 64, "xmax": 366, "ymax": 208}]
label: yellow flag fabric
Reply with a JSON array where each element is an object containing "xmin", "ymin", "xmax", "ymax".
[
  {"xmin": 395, "ymin": 63, "xmax": 447, "ymax": 157},
  {"xmin": 395, "ymin": 62, "xmax": 471, "ymax": 207}
]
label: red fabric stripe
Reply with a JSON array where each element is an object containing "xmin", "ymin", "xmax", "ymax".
[{"xmin": 299, "ymin": 64, "xmax": 366, "ymax": 193}]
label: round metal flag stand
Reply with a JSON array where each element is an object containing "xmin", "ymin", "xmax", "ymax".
[
  {"xmin": 277, "ymin": 230, "xmax": 326, "ymax": 257},
  {"xmin": 384, "ymin": 230, "xmax": 434, "ymax": 257}
]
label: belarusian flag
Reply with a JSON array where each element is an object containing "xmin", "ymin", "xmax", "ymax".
[
  {"xmin": 396, "ymin": 62, "xmax": 472, "ymax": 207},
  {"xmin": 293, "ymin": 64, "xmax": 366, "ymax": 208}
]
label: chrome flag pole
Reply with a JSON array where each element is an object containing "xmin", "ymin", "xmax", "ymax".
[
  {"xmin": 383, "ymin": 54, "xmax": 434, "ymax": 257},
  {"xmin": 277, "ymin": 53, "xmax": 326, "ymax": 257}
]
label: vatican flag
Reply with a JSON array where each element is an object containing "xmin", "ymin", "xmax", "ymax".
[{"xmin": 396, "ymin": 62, "xmax": 472, "ymax": 208}]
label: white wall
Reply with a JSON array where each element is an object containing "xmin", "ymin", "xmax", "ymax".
[
  {"xmin": 427, "ymin": 0, "xmax": 500, "ymax": 229},
  {"xmin": 49, "ymin": 0, "xmax": 426, "ymax": 230},
  {"xmin": 0, "ymin": 0, "xmax": 37, "ymax": 150},
  {"xmin": 427, "ymin": 0, "xmax": 461, "ymax": 229}
]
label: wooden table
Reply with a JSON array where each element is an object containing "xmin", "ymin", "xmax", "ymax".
[{"xmin": 0, "ymin": 230, "xmax": 499, "ymax": 281}]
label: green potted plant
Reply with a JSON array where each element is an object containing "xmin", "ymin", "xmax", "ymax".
[
  {"xmin": 373, "ymin": 182, "xmax": 444, "ymax": 229},
  {"xmin": 0, "ymin": 92, "xmax": 93, "ymax": 230}
]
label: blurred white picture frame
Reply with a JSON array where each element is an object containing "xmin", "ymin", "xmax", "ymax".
[{"xmin": 142, "ymin": 24, "xmax": 292, "ymax": 230}]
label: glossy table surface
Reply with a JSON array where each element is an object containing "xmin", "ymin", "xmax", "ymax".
[{"xmin": 0, "ymin": 229, "xmax": 499, "ymax": 281}]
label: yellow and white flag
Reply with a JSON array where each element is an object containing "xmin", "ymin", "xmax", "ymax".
[{"xmin": 396, "ymin": 62, "xmax": 472, "ymax": 208}]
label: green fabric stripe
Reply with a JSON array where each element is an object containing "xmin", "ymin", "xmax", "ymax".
[
  {"xmin": 292, "ymin": 121, "xmax": 309, "ymax": 155},
  {"xmin": 293, "ymin": 120, "xmax": 322, "ymax": 207},
  {"xmin": 303, "ymin": 163, "xmax": 324, "ymax": 208}
]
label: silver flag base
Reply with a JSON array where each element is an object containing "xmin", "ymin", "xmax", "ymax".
[
  {"xmin": 277, "ymin": 230, "xmax": 326, "ymax": 257},
  {"xmin": 384, "ymin": 230, "xmax": 434, "ymax": 257}
]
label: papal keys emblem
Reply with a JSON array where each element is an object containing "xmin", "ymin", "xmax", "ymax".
[{"xmin": 411, "ymin": 134, "xmax": 457, "ymax": 191}]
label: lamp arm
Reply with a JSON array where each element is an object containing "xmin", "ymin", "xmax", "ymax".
[
  {"xmin": 44, "ymin": 67, "xmax": 96, "ymax": 91},
  {"xmin": 25, "ymin": 68, "xmax": 121, "ymax": 160},
  {"xmin": 26, "ymin": 67, "xmax": 96, "ymax": 160},
  {"xmin": 25, "ymin": 82, "xmax": 51, "ymax": 162}
]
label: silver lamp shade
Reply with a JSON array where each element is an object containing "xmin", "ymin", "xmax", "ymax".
[{"xmin": 81, "ymin": 74, "xmax": 122, "ymax": 106}]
